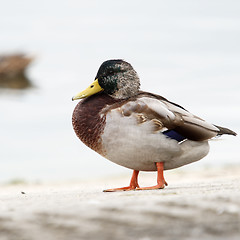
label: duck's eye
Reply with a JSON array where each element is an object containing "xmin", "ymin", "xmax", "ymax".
[
  {"xmin": 108, "ymin": 69, "xmax": 114, "ymax": 74},
  {"xmin": 90, "ymin": 85, "xmax": 94, "ymax": 88}
]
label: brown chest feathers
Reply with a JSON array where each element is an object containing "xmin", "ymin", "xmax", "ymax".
[{"xmin": 72, "ymin": 93, "xmax": 120, "ymax": 155}]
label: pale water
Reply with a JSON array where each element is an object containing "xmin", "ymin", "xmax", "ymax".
[{"xmin": 0, "ymin": 0, "xmax": 240, "ymax": 182}]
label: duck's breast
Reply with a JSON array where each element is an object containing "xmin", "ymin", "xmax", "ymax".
[{"xmin": 72, "ymin": 93, "xmax": 119, "ymax": 155}]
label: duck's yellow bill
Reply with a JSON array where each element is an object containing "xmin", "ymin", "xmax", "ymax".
[{"xmin": 72, "ymin": 79, "xmax": 103, "ymax": 101}]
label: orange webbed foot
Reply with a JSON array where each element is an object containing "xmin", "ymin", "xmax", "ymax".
[
  {"xmin": 136, "ymin": 180, "xmax": 168, "ymax": 191},
  {"xmin": 103, "ymin": 170, "xmax": 139, "ymax": 192},
  {"xmin": 103, "ymin": 185, "xmax": 139, "ymax": 192}
]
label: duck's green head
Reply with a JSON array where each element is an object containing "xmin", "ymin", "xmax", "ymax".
[{"xmin": 72, "ymin": 60, "xmax": 140, "ymax": 100}]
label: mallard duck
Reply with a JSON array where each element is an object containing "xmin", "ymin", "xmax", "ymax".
[{"xmin": 72, "ymin": 60, "xmax": 237, "ymax": 192}]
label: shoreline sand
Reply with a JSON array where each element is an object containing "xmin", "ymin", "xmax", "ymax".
[{"xmin": 0, "ymin": 166, "xmax": 240, "ymax": 240}]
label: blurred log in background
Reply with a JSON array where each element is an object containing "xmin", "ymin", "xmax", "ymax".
[{"xmin": 0, "ymin": 53, "xmax": 33, "ymax": 89}]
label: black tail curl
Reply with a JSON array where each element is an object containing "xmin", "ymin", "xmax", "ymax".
[{"xmin": 214, "ymin": 125, "xmax": 237, "ymax": 136}]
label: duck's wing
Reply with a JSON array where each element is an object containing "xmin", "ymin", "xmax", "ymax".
[{"xmin": 118, "ymin": 92, "xmax": 236, "ymax": 141}]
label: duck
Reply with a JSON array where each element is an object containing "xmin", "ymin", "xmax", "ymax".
[{"xmin": 72, "ymin": 59, "xmax": 237, "ymax": 192}]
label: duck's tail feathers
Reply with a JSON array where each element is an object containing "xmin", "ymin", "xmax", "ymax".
[{"xmin": 214, "ymin": 125, "xmax": 237, "ymax": 136}]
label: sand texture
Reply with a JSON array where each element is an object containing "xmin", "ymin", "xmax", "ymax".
[{"xmin": 0, "ymin": 167, "xmax": 240, "ymax": 240}]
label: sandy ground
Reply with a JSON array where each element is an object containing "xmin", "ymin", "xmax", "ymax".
[{"xmin": 0, "ymin": 166, "xmax": 240, "ymax": 240}]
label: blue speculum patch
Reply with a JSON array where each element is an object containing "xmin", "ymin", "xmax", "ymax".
[{"xmin": 163, "ymin": 130, "xmax": 186, "ymax": 142}]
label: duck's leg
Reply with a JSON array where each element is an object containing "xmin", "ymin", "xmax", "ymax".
[
  {"xmin": 103, "ymin": 170, "xmax": 140, "ymax": 192},
  {"xmin": 136, "ymin": 162, "xmax": 168, "ymax": 190}
]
